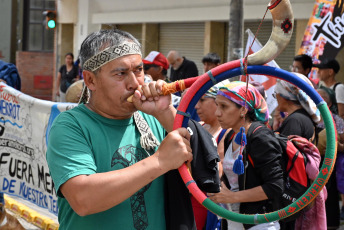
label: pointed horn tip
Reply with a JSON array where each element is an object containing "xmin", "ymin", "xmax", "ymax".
[{"xmin": 247, "ymin": 0, "xmax": 293, "ymax": 66}]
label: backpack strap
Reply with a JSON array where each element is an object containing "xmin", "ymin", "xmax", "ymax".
[
  {"xmin": 216, "ymin": 128, "xmax": 227, "ymax": 144},
  {"xmin": 223, "ymin": 129, "xmax": 235, "ymax": 155},
  {"xmin": 246, "ymin": 122, "xmax": 264, "ymax": 168},
  {"xmin": 221, "ymin": 129, "xmax": 235, "ymax": 189},
  {"xmin": 333, "ymin": 82, "xmax": 341, "ymax": 92}
]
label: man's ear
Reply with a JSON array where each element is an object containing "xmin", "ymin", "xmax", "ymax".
[{"xmin": 83, "ymin": 70, "xmax": 96, "ymax": 91}]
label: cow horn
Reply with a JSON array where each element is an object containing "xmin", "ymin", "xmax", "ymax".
[{"xmin": 247, "ymin": 0, "xmax": 294, "ymax": 65}]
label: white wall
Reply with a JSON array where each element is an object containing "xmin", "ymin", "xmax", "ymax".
[
  {"xmin": 57, "ymin": 0, "xmax": 316, "ymax": 57},
  {"xmin": 90, "ymin": 0, "xmax": 315, "ymax": 24},
  {"xmin": 57, "ymin": 0, "xmax": 78, "ymax": 23},
  {"xmin": 75, "ymin": 0, "xmax": 101, "ymax": 56}
]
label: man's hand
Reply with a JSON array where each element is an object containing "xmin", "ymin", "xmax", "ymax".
[
  {"xmin": 207, "ymin": 182, "xmax": 235, "ymax": 204},
  {"xmin": 153, "ymin": 128, "xmax": 192, "ymax": 171},
  {"xmin": 132, "ymin": 80, "xmax": 171, "ymax": 117}
]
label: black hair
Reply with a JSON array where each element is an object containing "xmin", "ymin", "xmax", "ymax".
[
  {"xmin": 202, "ymin": 52, "xmax": 221, "ymax": 64},
  {"xmin": 233, "ymin": 103, "xmax": 257, "ymax": 122},
  {"xmin": 79, "ymin": 29, "xmax": 141, "ymax": 73},
  {"xmin": 65, "ymin": 52, "xmax": 74, "ymax": 59},
  {"xmin": 294, "ymin": 54, "xmax": 312, "ymax": 71}
]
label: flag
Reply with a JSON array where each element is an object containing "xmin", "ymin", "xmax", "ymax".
[
  {"xmin": 298, "ymin": 0, "xmax": 344, "ymax": 78},
  {"xmin": 241, "ymin": 29, "xmax": 279, "ymax": 115}
]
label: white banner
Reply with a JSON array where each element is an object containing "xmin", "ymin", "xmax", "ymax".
[
  {"xmin": 242, "ymin": 29, "xmax": 280, "ymax": 115},
  {"xmin": 0, "ymin": 82, "xmax": 76, "ymax": 216}
]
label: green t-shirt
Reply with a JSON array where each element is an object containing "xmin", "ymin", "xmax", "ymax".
[{"xmin": 46, "ymin": 104, "xmax": 166, "ymax": 230}]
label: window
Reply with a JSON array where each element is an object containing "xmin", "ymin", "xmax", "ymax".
[{"xmin": 23, "ymin": 0, "xmax": 55, "ymax": 51}]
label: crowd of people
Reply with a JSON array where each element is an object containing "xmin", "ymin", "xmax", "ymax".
[{"xmin": 40, "ymin": 28, "xmax": 344, "ymax": 230}]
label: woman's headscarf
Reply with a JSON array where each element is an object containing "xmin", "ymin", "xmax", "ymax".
[
  {"xmin": 204, "ymin": 80, "xmax": 230, "ymax": 99},
  {"xmin": 274, "ymin": 73, "xmax": 320, "ymax": 123},
  {"xmin": 217, "ymin": 81, "xmax": 269, "ymax": 123}
]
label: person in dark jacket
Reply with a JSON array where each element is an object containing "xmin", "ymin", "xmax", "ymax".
[
  {"xmin": 274, "ymin": 73, "xmax": 322, "ymax": 230},
  {"xmin": 167, "ymin": 50, "xmax": 198, "ymax": 81},
  {"xmin": 208, "ymin": 81, "xmax": 284, "ymax": 230}
]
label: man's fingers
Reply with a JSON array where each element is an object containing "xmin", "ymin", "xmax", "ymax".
[
  {"xmin": 127, "ymin": 81, "xmax": 165, "ymax": 102},
  {"xmin": 156, "ymin": 80, "xmax": 165, "ymax": 95},
  {"xmin": 183, "ymin": 137, "xmax": 192, "ymax": 153},
  {"xmin": 148, "ymin": 82, "xmax": 160, "ymax": 100},
  {"xmin": 141, "ymin": 84, "xmax": 152, "ymax": 101},
  {"xmin": 176, "ymin": 127, "xmax": 191, "ymax": 141}
]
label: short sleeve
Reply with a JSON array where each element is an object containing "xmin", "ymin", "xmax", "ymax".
[
  {"xmin": 46, "ymin": 112, "xmax": 96, "ymax": 197},
  {"xmin": 335, "ymin": 84, "xmax": 344, "ymax": 104},
  {"xmin": 59, "ymin": 65, "xmax": 65, "ymax": 74}
]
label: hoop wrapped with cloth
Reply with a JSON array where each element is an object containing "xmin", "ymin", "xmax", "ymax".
[{"xmin": 148, "ymin": 0, "xmax": 336, "ymax": 224}]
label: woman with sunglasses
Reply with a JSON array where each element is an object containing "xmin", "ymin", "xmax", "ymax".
[{"xmin": 208, "ymin": 82, "xmax": 284, "ymax": 230}]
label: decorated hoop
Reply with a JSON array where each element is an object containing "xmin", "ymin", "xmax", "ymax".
[{"xmin": 174, "ymin": 60, "xmax": 336, "ymax": 224}]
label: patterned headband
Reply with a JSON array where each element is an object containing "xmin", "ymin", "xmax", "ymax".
[{"xmin": 83, "ymin": 41, "xmax": 142, "ymax": 71}]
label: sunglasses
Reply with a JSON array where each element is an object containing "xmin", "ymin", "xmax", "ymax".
[{"xmin": 272, "ymin": 92, "xmax": 289, "ymax": 100}]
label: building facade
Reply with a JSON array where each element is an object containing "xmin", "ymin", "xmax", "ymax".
[{"xmin": 1, "ymin": 0, "xmax": 343, "ymax": 100}]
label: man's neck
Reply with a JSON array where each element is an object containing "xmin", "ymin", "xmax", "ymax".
[{"xmin": 324, "ymin": 77, "xmax": 336, "ymax": 87}]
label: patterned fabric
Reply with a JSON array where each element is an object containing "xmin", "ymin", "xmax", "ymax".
[
  {"xmin": 274, "ymin": 73, "xmax": 320, "ymax": 123},
  {"xmin": 317, "ymin": 113, "xmax": 344, "ymax": 135},
  {"xmin": 292, "ymin": 135, "xmax": 327, "ymax": 230},
  {"xmin": 204, "ymin": 80, "xmax": 230, "ymax": 99},
  {"xmin": 78, "ymin": 85, "xmax": 89, "ymax": 104},
  {"xmin": 290, "ymin": 135, "xmax": 321, "ymax": 180},
  {"xmin": 217, "ymin": 81, "xmax": 269, "ymax": 123},
  {"xmin": 204, "ymin": 85, "xmax": 219, "ymax": 99},
  {"xmin": 133, "ymin": 111, "xmax": 160, "ymax": 152},
  {"xmin": 83, "ymin": 41, "xmax": 142, "ymax": 72}
]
